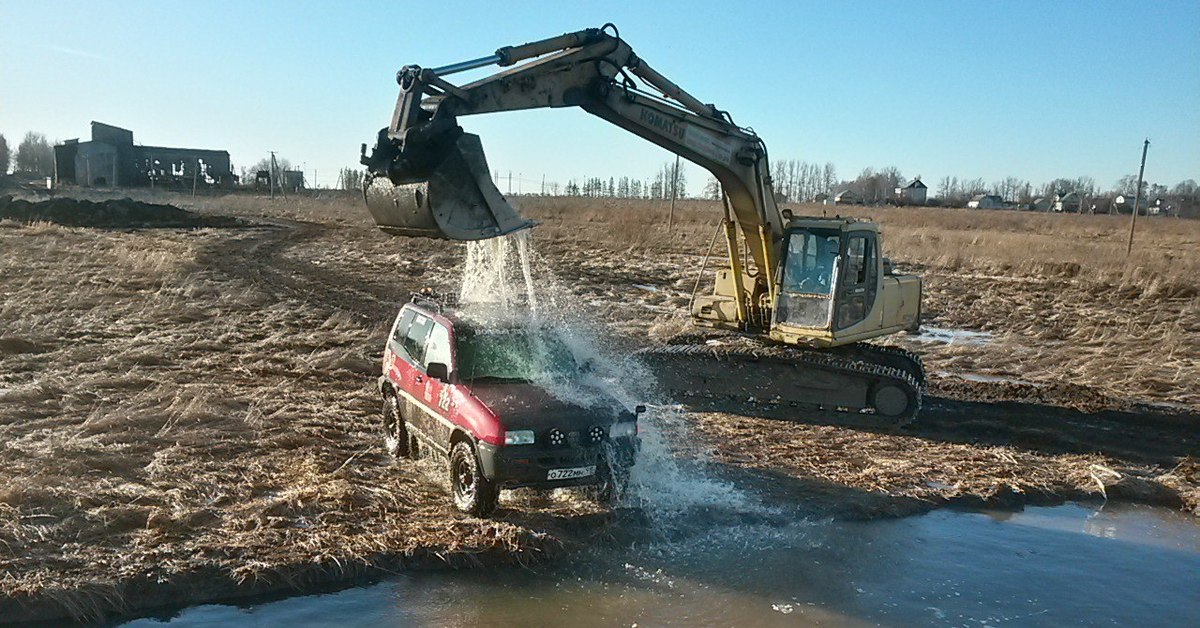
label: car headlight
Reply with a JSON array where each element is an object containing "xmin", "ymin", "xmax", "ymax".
[
  {"xmin": 609, "ymin": 422, "xmax": 637, "ymax": 439},
  {"xmin": 504, "ymin": 430, "xmax": 535, "ymax": 446}
]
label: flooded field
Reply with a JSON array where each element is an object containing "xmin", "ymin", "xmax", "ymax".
[{"xmin": 124, "ymin": 502, "xmax": 1200, "ymax": 627}]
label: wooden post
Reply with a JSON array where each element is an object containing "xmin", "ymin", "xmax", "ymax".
[
  {"xmin": 191, "ymin": 164, "xmax": 198, "ymax": 198},
  {"xmin": 1126, "ymin": 139, "xmax": 1150, "ymax": 255},
  {"xmin": 668, "ymin": 154, "xmax": 680, "ymax": 233}
]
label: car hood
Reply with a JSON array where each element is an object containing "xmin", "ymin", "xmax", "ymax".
[{"xmin": 467, "ymin": 380, "xmax": 624, "ymax": 430}]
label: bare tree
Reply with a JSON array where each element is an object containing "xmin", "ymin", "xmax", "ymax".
[
  {"xmin": 703, "ymin": 176, "xmax": 721, "ymax": 200},
  {"xmin": 339, "ymin": 167, "xmax": 364, "ymax": 190},
  {"xmin": 0, "ymin": 133, "xmax": 9, "ymax": 175},
  {"xmin": 15, "ymin": 132, "xmax": 54, "ymax": 176}
]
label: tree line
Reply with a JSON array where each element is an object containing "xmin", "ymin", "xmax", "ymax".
[{"xmin": 0, "ymin": 132, "xmax": 55, "ymax": 177}]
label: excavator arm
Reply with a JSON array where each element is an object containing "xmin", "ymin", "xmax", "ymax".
[{"xmin": 361, "ymin": 25, "xmax": 783, "ymax": 282}]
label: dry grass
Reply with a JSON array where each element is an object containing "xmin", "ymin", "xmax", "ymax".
[
  {"xmin": 0, "ymin": 214, "xmax": 559, "ymax": 621},
  {"xmin": 1, "ymin": 189, "xmax": 1195, "ymax": 621},
  {"xmin": 513, "ymin": 196, "xmax": 1200, "ymax": 409}
]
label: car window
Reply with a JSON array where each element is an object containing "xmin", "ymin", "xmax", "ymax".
[
  {"xmin": 403, "ymin": 314, "xmax": 433, "ymax": 365},
  {"xmin": 391, "ymin": 309, "xmax": 417, "ymax": 344},
  {"xmin": 424, "ymin": 323, "xmax": 453, "ymax": 370}
]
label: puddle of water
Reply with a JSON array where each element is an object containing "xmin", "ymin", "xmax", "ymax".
[
  {"xmin": 125, "ymin": 502, "xmax": 1200, "ymax": 627},
  {"xmin": 914, "ymin": 326, "xmax": 993, "ymax": 346}
]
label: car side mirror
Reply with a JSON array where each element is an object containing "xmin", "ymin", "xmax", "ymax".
[
  {"xmin": 635, "ymin": 404, "xmax": 647, "ymax": 414},
  {"xmin": 427, "ymin": 362, "xmax": 450, "ymax": 382}
]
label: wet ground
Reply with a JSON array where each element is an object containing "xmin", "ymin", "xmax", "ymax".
[{"xmin": 123, "ymin": 502, "xmax": 1200, "ymax": 627}]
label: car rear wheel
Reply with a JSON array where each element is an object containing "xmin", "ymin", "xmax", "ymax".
[
  {"xmin": 382, "ymin": 392, "xmax": 409, "ymax": 458},
  {"xmin": 450, "ymin": 441, "xmax": 498, "ymax": 517},
  {"xmin": 587, "ymin": 459, "xmax": 630, "ymax": 504}
]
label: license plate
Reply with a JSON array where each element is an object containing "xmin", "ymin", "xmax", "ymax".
[{"xmin": 547, "ymin": 465, "xmax": 595, "ymax": 481}]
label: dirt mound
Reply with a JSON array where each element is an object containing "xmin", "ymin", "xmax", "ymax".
[{"xmin": 0, "ymin": 195, "xmax": 245, "ymax": 229}]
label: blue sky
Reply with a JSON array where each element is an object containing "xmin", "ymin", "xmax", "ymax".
[{"xmin": 2, "ymin": 1, "xmax": 1196, "ymax": 193}]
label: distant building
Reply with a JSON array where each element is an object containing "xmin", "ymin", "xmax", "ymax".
[
  {"xmin": 814, "ymin": 192, "xmax": 830, "ymax": 204},
  {"xmin": 1112, "ymin": 194, "xmax": 1150, "ymax": 215},
  {"xmin": 53, "ymin": 121, "xmax": 235, "ymax": 188},
  {"xmin": 893, "ymin": 177, "xmax": 927, "ymax": 205},
  {"xmin": 1053, "ymin": 191, "xmax": 1082, "ymax": 213},
  {"xmin": 1031, "ymin": 197, "xmax": 1053, "ymax": 211},
  {"xmin": 967, "ymin": 194, "xmax": 1004, "ymax": 209},
  {"xmin": 833, "ymin": 190, "xmax": 861, "ymax": 205}
]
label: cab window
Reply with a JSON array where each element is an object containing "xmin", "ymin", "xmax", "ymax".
[
  {"xmin": 424, "ymin": 322, "xmax": 453, "ymax": 372},
  {"xmin": 403, "ymin": 314, "xmax": 433, "ymax": 365},
  {"xmin": 843, "ymin": 236, "xmax": 868, "ymax": 286}
]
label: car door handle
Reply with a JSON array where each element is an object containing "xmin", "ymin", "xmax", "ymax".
[{"xmin": 415, "ymin": 375, "xmax": 424, "ymax": 384}]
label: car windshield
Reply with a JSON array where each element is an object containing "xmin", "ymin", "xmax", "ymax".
[{"xmin": 456, "ymin": 328, "xmax": 580, "ymax": 382}]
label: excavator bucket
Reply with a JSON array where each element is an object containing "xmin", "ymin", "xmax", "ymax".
[{"xmin": 363, "ymin": 133, "xmax": 534, "ymax": 241}]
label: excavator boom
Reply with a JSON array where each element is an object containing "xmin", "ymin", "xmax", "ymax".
[{"xmin": 361, "ymin": 25, "xmax": 782, "ymax": 275}]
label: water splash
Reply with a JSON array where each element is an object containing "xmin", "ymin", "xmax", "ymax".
[{"xmin": 456, "ymin": 232, "xmax": 770, "ymax": 522}]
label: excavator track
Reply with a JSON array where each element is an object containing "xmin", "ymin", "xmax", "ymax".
[{"xmin": 637, "ymin": 337, "xmax": 923, "ymax": 429}]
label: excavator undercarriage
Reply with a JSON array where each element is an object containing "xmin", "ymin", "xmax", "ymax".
[{"xmin": 638, "ymin": 335, "xmax": 925, "ymax": 428}]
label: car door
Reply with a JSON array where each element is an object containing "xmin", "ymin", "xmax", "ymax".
[
  {"xmin": 420, "ymin": 320, "xmax": 455, "ymax": 446},
  {"xmin": 385, "ymin": 308, "xmax": 417, "ymax": 391},
  {"xmin": 399, "ymin": 312, "xmax": 435, "ymax": 442}
]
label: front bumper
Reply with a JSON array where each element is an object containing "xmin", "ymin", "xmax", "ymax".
[{"xmin": 477, "ymin": 437, "xmax": 639, "ymax": 489}]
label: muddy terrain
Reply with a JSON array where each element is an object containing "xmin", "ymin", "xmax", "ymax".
[{"xmin": 0, "ymin": 191, "xmax": 1196, "ymax": 623}]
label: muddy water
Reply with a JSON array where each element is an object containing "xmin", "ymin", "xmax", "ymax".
[{"xmin": 126, "ymin": 503, "xmax": 1199, "ymax": 627}]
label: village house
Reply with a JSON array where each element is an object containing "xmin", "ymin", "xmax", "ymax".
[
  {"xmin": 893, "ymin": 177, "xmax": 927, "ymax": 205},
  {"xmin": 967, "ymin": 194, "xmax": 1004, "ymax": 209}
]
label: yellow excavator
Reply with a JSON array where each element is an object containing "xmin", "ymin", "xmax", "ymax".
[{"xmin": 360, "ymin": 25, "xmax": 925, "ymax": 426}]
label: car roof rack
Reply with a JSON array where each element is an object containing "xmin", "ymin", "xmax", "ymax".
[{"xmin": 409, "ymin": 289, "xmax": 459, "ymax": 312}]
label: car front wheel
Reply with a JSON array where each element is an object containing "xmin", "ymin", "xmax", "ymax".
[
  {"xmin": 450, "ymin": 441, "xmax": 498, "ymax": 517},
  {"xmin": 382, "ymin": 392, "xmax": 409, "ymax": 458}
]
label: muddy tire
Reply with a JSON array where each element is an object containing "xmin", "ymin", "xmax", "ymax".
[
  {"xmin": 382, "ymin": 392, "xmax": 409, "ymax": 458},
  {"xmin": 450, "ymin": 441, "xmax": 498, "ymax": 517},
  {"xmin": 587, "ymin": 460, "xmax": 630, "ymax": 504}
]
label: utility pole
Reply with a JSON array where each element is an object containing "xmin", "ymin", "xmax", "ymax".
[
  {"xmin": 668, "ymin": 154, "xmax": 680, "ymax": 233},
  {"xmin": 1126, "ymin": 139, "xmax": 1150, "ymax": 255},
  {"xmin": 269, "ymin": 151, "xmax": 277, "ymax": 200}
]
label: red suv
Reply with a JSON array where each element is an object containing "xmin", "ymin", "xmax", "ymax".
[{"xmin": 379, "ymin": 295, "xmax": 641, "ymax": 516}]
